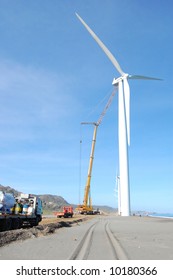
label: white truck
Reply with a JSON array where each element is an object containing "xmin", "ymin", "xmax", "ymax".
[{"xmin": 0, "ymin": 192, "xmax": 43, "ymax": 231}]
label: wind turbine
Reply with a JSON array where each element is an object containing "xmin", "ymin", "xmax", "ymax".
[{"xmin": 76, "ymin": 13, "xmax": 162, "ymax": 216}]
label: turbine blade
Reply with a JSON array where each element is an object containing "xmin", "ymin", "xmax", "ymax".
[
  {"xmin": 129, "ymin": 75, "xmax": 162, "ymax": 81},
  {"xmin": 123, "ymin": 77, "xmax": 130, "ymax": 146},
  {"xmin": 76, "ymin": 13, "xmax": 124, "ymax": 76}
]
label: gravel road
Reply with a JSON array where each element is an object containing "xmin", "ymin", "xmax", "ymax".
[{"xmin": 0, "ymin": 215, "xmax": 172, "ymax": 260}]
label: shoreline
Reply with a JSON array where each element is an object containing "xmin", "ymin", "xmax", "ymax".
[{"xmin": 149, "ymin": 215, "xmax": 173, "ymax": 219}]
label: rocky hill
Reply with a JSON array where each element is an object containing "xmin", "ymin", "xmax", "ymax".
[
  {"xmin": 39, "ymin": 194, "xmax": 69, "ymax": 211},
  {"xmin": 0, "ymin": 184, "xmax": 20, "ymax": 197}
]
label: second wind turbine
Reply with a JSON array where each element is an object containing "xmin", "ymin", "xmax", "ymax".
[{"xmin": 76, "ymin": 13, "xmax": 161, "ymax": 216}]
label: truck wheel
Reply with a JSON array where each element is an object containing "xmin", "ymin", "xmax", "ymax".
[
  {"xmin": 33, "ymin": 217, "xmax": 39, "ymax": 226},
  {"xmin": 5, "ymin": 218, "xmax": 12, "ymax": 231}
]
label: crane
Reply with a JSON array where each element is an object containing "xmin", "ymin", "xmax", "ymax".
[{"xmin": 76, "ymin": 86, "xmax": 117, "ymax": 214}]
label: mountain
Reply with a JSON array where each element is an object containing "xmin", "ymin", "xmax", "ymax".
[
  {"xmin": 0, "ymin": 184, "xmax": 21, "ymax": 197},
  {"xmin": 39, "ymin": 194, "xmax": 69, "ymax": 211}
]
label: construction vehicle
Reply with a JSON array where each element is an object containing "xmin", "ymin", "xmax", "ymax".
[
  {"xmin": 76, "ymin": 122, "xmax": 98, "ymax": 214},
  {"xmin": 0, "ymin": 191, "xmax": 43, "ymax": 231},
  {"xmin": 53, "ymin": 206, "xmax": 73, "ymax": 218},
  {"xmin": 76, "ymin": 87, "xmax": 117, "ymax": 214}
]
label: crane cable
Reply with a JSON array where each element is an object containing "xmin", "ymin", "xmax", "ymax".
[
  {"xmin": 85, "ymin": 87, "xmax": 113, "ymax": 120},
  {"xmin": 78, "ymin": 124, "xmax": 83, "ymax": 205}
]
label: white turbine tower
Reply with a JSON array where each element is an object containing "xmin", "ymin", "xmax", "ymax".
[
  {"xmin": 76, "ymin": 13, "xmax": 162, "ymax": 216},
  {"xmin": 115, "ymin": 174, "xmax": 121, "ymax": 215}
]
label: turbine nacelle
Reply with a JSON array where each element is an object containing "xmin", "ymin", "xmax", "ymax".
[{"xmin": 112, "ymin": 73, "xmax": 162, "ymax": 85}]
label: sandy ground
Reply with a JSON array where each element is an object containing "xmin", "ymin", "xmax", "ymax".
[
  {"xmin": 0, "ymin": 214, "xmax": 92, "ymax": 247},
  {"xmin": 109, "ymin": 215, "xmax": 173, "ymax": 259},
  {"xmin": 0, "ymin": 215, "xmax": 172, "ymax": 260}
]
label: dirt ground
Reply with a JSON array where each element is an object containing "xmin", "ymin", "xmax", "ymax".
[
  {"xmin": 0, "ymin": 215, "xmax": 92, "ymax": 248},
  {"xmin": 40, "ymin": 215, "xmax": 83, "ymax": 225}
]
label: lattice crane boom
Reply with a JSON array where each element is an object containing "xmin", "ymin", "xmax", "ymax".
[{"xmin": 76, "ymin": 87, "xmax": 117, "ymax": 214}]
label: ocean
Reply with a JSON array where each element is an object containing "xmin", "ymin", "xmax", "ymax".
[{"xmin": 149, "ymin": 213, "xmax": 173, "ymax": 219}]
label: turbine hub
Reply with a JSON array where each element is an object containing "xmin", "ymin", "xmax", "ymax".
[{"xmin": 122, "ymin": 73, "xmax": 129, "ymax": 79}]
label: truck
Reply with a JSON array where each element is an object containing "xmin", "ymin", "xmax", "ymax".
[
  {"xmin": 0, "ymin": 192, "xmax": 43, "ymax": 231},
  {"xmin": 53, "ymin": 206, "xmax": 73, "ymax": 218}
]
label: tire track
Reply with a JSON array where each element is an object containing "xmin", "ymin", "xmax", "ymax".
[
  {"xmin": 69, "ymin": 219, "xmax": 128, "ymax": 260},
  {"xmin": 105, "ymin": 221, "xmax": 128, "ymax": 260},
  {"xmin": 68, "ymin": 221, "xmax": 98, "ymax": 260}
]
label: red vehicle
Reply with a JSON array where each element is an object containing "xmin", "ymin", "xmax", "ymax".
[{"xmin": 53, "ymin": 206, "xmax": 73, "ymax": 218}]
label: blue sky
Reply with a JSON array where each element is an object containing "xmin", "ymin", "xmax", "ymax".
[{"xmin": 0, "ymin": 0, "xmax": 172, "ymax": 213}]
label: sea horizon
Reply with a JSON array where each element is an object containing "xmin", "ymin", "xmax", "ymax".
[{"xmin": 149, "ymin": 213, "xmax": 173, "ymax": 219}]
